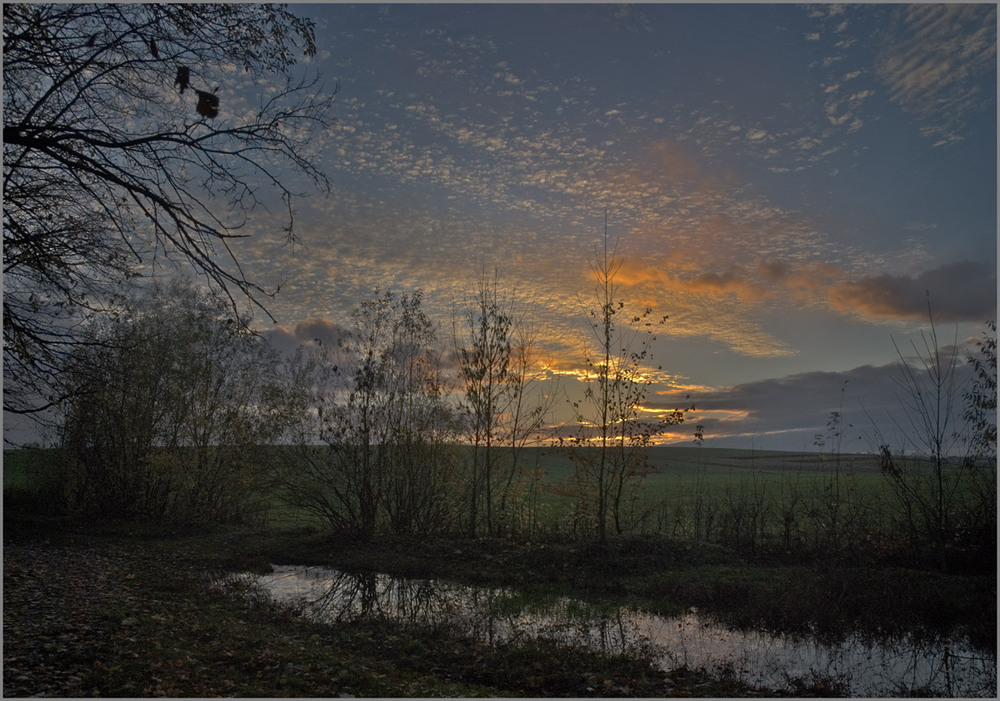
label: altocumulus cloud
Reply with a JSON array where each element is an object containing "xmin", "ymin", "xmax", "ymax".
[
  {"xmin": 875, "ymin": 4, "xmax": 997, "ymax": 146},
  {"xmin": 828, "ymin": 261, "xmax": 997, "ymax": 322}
]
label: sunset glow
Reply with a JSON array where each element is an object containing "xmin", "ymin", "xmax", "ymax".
[{"xmin": 245, "ymin": 3, "xmax": 995, "ymax": 452}]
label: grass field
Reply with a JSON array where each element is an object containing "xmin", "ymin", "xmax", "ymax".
[
  {"xmin": 7, "ymin": 444, "xmax": 987, "ymax": 562},
  {"xmin": 470, "ymin": 446, "xmax": 922, "ymax": 537},
  {"xmin": 0, "ymin": 445, "xmax": 883, "ymax": 480},
  {"xmin": 526, "ymin": 445, "xmax": 892, "ymax": 496},
  {"xmin": 3, "ymin": 448, "xmax": 64, "ymax": 491},
  {"xmin": 0, "ymin": 444, "xmax": 968, "ymax": 512}
]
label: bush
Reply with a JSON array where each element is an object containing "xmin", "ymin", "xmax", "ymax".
[{"xmin": 58, "ymin": 282, "xmax": 301, "ymax": 525}]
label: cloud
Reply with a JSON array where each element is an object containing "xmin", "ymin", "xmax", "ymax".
[
  {"xmin": 651, "ymin": 358, "xmax": 978, "ymax": 452},
  {"xmin": 648, "ymin": 138, "xmax": 700, "ymax": 184},
  {"xmin": 618, "ymin": 256, "xmax": 852, "ymax": 310},
  {"xmin": 294, "ymin": 317, "xmax": 348, "ymax": 347},
  {"xmin": 828, "ymin": 261, "xmax": 997, "ymax": 322},
  {"xmin": 261, "ymin": 317, "xmax": 348, "ymax": 356},
  {"xmin": 615, "ymin": 257, "xmax": 771, "ymax": 305},
  {"xmin": 235, "ymin": 4, "xmax": 991, "ymax": 385},
  {"xmin": 649, "ymin": 366, "xmax": 886, "ymax": 450},
  {"xmin": 592, "ymin": 256, "xmax": 795, "ymax": 358},
  {"xmin": 758, "ymin": 258, "xmax": 842, "ymax": 285},
  {"xmin": 260, "ymin": 326, "xmax": 301, "ymax": 357},
  {"xmin": 875, "ymin": 4, "xmax": 997, "ymax": 145},
  {"xmin": 687, "ymin": 269, "xmax": 771, "ymax": 303},
  {"xmin": 756, "ymin": 258, "xmax": 848, "ymax": 306}
]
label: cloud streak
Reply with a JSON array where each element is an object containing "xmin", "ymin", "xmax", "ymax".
[
  {"xmin": 875, "ymin": 4, "xmax": 997, "ymax": 146},
  {"xmin": 617, "ymin": 253, "xmax": 995, "ymax": 326}
]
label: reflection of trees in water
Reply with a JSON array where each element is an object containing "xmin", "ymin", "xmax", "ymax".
[
  {"xmin": 639, "ymin": 612, "xmax": 995, "ymax": 697},
  {"xmin": 274, "ymin": 566, "xmax": 649, "ymax": 655},
  {"xmin": 307, "ymin": 571, "xmax": 454, "ymax": 625},
  {"xmin": 252, "ymin": 566, "xmax": 995, "ymax": 697},
  {"xmin": 865, "ymin": 638, "xmax": 997, "ymax": 697}
]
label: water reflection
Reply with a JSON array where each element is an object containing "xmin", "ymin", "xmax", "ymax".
[{"xmin": 229, "ymin": 565, "xmax": 996, "ymax": 697}]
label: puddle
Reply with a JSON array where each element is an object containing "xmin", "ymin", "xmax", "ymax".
[{"xmin": 223, "ymin": 565, "xmax": 997, "ymax": 697}]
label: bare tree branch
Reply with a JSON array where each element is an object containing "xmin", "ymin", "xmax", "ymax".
[{"xmin": 3, "ymin": 3, "xmax": 337, "ymax": 419}]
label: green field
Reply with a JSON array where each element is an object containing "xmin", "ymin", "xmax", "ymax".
[
  {"xmin": 8, "ymin": 444, "xmax": 988, "ymax": 563},
  {"xmin": 498, "ymin": 446, "xmax": 935, "ymax": 552},
  {"xmin": 525, "ymin": 445, "xmax": 891, "ymax": 491},
  {"xmin": 0, "ymin": 445, "xmax": 884, "ymax": 486},
  {"xmin": 0, "ymin": 444, "xmax": 967, "ymax": 511},
  {"xmin": 3, "ymin": 448, "xmax": 64, "ymax": 491}
]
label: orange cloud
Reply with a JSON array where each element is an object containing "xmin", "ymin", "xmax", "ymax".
[
  {"xmin": 537, "ymin": 353, "xmax": 592, "ymax": 381},
  {"xmin": 604, "ymin": 136, "xmax": 723, "ymax": 199},
  {"xmin": 615, "ymin": 257, "xmax": 770, "ymax": 304},
  {"xmin": 756, "ymin": 258, "xmax": 847, "ymax": 304},
  {"xmin": 688, "ymin": 269, "xmax": 770, "ymax": 302}
]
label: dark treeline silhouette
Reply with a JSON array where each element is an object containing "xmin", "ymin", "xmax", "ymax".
[{"xmin": 26, "ymin": 232, "xmax": 996, "ymax": 572}]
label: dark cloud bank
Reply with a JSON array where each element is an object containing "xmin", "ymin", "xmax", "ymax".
[
  {"xmin": 262, "ymin": 317, "xmax": 347, "ymax": 356},
  {"xmin": 831, "ymin": 261, "xmax": 996, "ymax": 322},
  {"xmin": 655, "ymin": 357, "xmax": 981, "ymax": 453}
]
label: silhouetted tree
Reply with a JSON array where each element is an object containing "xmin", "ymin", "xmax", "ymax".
[
  {"xmin": 457, "ymin": 269, "xmax": 513, "ymax": 537},
  {"xmin": 456, "ymin": 268, "xmax": 557, "ymax": 537},
  {"xmin": 3, "ymin": 3, "xmax": 335, "ymax": 419},
  {"xmin": 59, "ymin": 281, "xmax": 298, "ymax": 524},
  {"xmin": 873, "ymin": 304, "xmax": 991, "ymax": 570},
  {"xmin": 276, "ymin": 289, "xmax": 461, "ymax": 540},
  {"xmin": 570, "ymin": 215, "xmax": 687, "ymax": 545},
  {"xmin": 964, "ymin": 320, "xmax": 996, "ymax": 465}
]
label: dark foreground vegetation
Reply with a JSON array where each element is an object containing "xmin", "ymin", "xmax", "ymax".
[
  {"xmin": 5, "ymin": 466, "xmax": 996, "ymax": 698},
  {"xmin": 5, "ymin": 515, "xmax": 815, "ymax": 698}
]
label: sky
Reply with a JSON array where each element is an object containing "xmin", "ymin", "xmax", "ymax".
[
  {"xmin": 228, "ymin": 2, "xmax": 998, "ymax": 454},
  {"xmin": 10, "ymin": 3, "xmax": 995, "ymax": 451}
]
